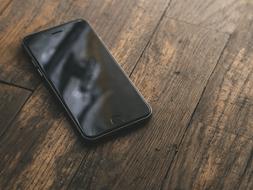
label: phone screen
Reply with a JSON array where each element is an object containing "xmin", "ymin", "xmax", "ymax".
[{"xmin": 24, "ymin": 20, "xmax": 151, "ymax": 137}]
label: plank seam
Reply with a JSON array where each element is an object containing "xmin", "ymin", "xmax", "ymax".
[
  {"xmin": 166, "ymin": 16, "xmax": 230, "ymax": 36},
  {"xmin": 129, "ymin": 0, "xmax": 173, "ymax": 78},
  {"xmin": 65, "ymin": 152, "xmax": 88, "ymax": 190},
  {"xmin": 159, "ymin": 33, "xmax": 232, "ymax": 190},
  {"xmin": 0, "ymin": 85, "xmax": 37, "ymax": 140},
  {"xmin": 0, "ymin": 80, "xmax": 34, "ymax": 92}
]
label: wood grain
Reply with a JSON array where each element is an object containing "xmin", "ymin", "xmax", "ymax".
[
  {"xmin": 1, "ymin": 0, "xmax": 253, "ymax": 189},
  {"xmin": 0, "ymin": 15, "xmax": 228, "ymax": 190},
  {"xmin": 167, "ymin": 0, "xmax": 253, "ymax": 34},
  {"xmin": 0, "ymin": 0, "xmax": 171, "ymax": 89},
  {"xmin": 67, "ymin": 17, "xmax": 229, "ymax": 189},
  {"xmin": 0, "ymin": 0, "xmax": 172, "ymax": 189},
  {"xmin": 0, "ymin": 82, "xmax": 30, "ymax": 137},
  {"xmin": 163, "ymin": 126, "xmax": 253, "ymax": 190},
  {"xmin": 0, "ymin": 85, "xmax": 87, "ymax": 189},
  {"xmin": 0, "ymin": 0, "xmax": 12, "ymax": 16},
  {"xmin": 162, "ymin": 6, "xmax": 253, "ymax": 190}
]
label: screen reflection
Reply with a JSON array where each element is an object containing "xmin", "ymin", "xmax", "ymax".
[{"xmin": 26, "ymin": 21, "xmax": 150, "ymax": 137}]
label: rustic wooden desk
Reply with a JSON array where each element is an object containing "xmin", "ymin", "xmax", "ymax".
[{"xmin": 0, "ymin": 0, "xmax": 252, "ymax": 189}]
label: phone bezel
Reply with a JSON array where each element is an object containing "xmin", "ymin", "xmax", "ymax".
[{"xmin": 22, "ymin": 19, "xmax": 152, "ymax": 141}]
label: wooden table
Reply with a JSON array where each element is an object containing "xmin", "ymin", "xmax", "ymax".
[{"xmin": 1, "ymin": 0, "xmax": 252, "ymax": 189}]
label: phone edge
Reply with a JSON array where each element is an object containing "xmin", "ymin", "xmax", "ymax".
[{"xmin": 22, "ymin": 19, "xmax": 152, "ymax": 141}]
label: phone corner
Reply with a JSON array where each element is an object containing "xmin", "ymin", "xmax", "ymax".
[
  {"xmin": 145, "ymin": 102, "xmax": 153, "ymax": 119},
  {"xmin": 22, "ymin": 36, "xmax": 29, "ymax": 47}
]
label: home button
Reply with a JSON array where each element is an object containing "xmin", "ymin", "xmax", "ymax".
[{"xmin": 110, "ymin": 115, "xmax": 123, "ymax": 126}]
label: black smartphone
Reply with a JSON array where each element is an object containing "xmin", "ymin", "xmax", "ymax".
[{"xmin": 22, "ymin": 19, "xmax": 152, "ymax": 140}]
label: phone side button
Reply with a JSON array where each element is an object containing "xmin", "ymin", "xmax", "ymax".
[{"xmin": 37, "ymin": 69, "xmax": 43, "ymax": 77}]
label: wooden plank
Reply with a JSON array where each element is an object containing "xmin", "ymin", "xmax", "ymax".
[
  {"xmin": 162, "ymin": 127, "xmax": 253, "ymax": 190},
  {"xmin": 0, "ymin": 82, "xmax": 30, "ymax": 136},
  {"xmin": 0, "ymin": 0, "xmax": 172, "ymax": 189},
  {"xmin": 67, "ymin": 18, "xmax": 229, "ymax": 189},
  {"xmin": 162, "ymin": 10, "xmax": 253, "ymax": 190},
  {"xmin": 0, "ymin": 0, "xmax": 171, "ymax": 89},
  {"xmin": 166, "ymin": 0, "xmax": 252, "ymax": 33},
  {"xmin": 0, "ymin": 85, "xmax": 87, "ymax": 189}
]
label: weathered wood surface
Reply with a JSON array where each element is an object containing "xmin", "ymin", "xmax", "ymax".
[
  {"xmin": 67, "ymin": 17, "xmax": 228, "ymax": 190},
  {"xmin": 167, "ymin": 0, "xmax": 253, "ymax": 34},
  {"xmin": 0, "ymin": 83, "xmax": 30, "ymax": 137},
  {"xmin": 161, "ymin": 1, "xmax": 253, "ymax": 190},
  {"xmin": 0, "ymin": 85, "xmax": 86, "ymax": 189},
  {"xmin": 0, "ymin": 0, "xmax": 253, "ymax": 189},
  {"xmin": 0, "ymin": 13, "xmax": 228, "ymax": 190}
]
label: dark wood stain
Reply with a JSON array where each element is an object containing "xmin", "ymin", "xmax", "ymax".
[
  {"xmin": 0, "ymin": 82, "xmax": 30, "ymax": 137},
  {"xmin": 162, "ymin": 2, "xmax": 253, "ymax": 189},
  {"xmin": 0, "ymin": 0, "xmax": 253, "ymax": 189}
]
